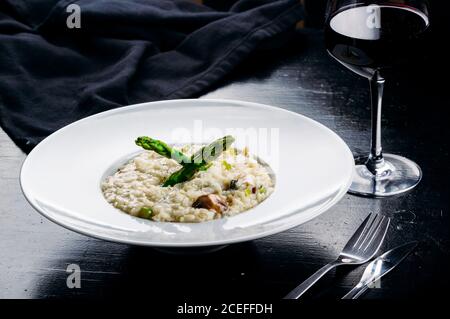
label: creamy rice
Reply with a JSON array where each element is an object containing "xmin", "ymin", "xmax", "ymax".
[{"xmin": 101, "ymin": 145, "xmax": 274, "ymax": 222}]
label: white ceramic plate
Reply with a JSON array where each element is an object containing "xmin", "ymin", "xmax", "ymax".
[{"xmin": 20, "ymin": 99, "xmax": 354, "ymax": 247}]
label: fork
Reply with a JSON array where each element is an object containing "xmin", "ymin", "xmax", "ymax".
[{"xmin": 284, "ymin": 213, "xmax": 390, "ymax": 299}]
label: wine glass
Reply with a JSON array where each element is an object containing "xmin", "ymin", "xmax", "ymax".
[{"xmin": 325, "ymin": 0, "xmax": 430, "ymax": 197}]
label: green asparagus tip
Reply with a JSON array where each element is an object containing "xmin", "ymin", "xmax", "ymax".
[{"xmin": 135, "ymin": 136, "xmax": 151, "ymax": 148}]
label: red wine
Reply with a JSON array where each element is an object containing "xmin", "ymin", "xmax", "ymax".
[{"xmin": 325, "ymin": 4, "xmax": 429, "ymax": 78}]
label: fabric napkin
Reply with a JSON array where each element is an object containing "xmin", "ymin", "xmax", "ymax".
[{"xmin": 0, "ymin": 0, "xmax": 303, "ymax": 153}]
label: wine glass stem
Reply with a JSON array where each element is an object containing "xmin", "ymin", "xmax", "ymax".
[{"xmin": 367, "ymin": 71, "xmax": 386, "ymax": 175}]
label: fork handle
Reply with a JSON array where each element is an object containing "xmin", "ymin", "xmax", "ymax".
[{"xmin": 284, "ymin": 261, "xmax": 340, "ymax": 299}]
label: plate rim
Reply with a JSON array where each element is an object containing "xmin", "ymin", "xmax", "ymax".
[{"xmin": 20, "ymin": 98, "xmax": 354, "ymax": 247}]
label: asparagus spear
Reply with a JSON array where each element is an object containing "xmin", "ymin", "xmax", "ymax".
[
  {"xmin": 135, "ymin": 136, "xmax": 190, "ymax": 164},
  {"xmin": 163, "ymin": 135, "xmax": 235, "ymax": 187}
]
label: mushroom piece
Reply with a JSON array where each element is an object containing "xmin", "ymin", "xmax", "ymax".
[{"xmin": 192, "ymin": 194, "xmax": 228, "ymax": 214}]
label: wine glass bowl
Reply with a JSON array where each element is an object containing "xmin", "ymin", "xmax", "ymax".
[{"xmin": 325, "ymin": 0, "xmax": 429, "ymax": 197}]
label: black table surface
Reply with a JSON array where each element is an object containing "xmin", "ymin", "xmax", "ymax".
[{"xmin": 0, "ymin": 27, "xmax": 449, "ymax": 300}]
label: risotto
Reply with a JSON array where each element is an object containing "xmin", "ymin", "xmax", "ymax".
[{"xmin": 101, "ymin": 144, "xmax": 274, "ymax": 223}]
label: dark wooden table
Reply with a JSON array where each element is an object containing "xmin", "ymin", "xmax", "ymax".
[{"xmin": 0, "ymin": 28, "xmax": 448, "ymax": 301}]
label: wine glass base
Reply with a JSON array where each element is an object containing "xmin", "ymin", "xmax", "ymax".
[{"xmin": 348, "ymin": 154, "xmax": 422, "ymax": 197}]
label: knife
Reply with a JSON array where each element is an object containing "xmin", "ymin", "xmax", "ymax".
[{"xmin": 342, "ymin": 241, "xmax": 418, "ymax": 299}]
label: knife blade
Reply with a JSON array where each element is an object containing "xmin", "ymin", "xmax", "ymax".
[{"xmin": 342, "ymin": 241, "xmax": 418, "ymax": 299}]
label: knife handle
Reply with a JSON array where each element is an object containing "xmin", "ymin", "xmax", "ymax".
[
  {"xmin": 342, "ymin": 283, "xmax": 370, "ymax": 299},
  {"xmin": 284, "ymin": 261, "xmax": 340, "ymax": 299}
]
